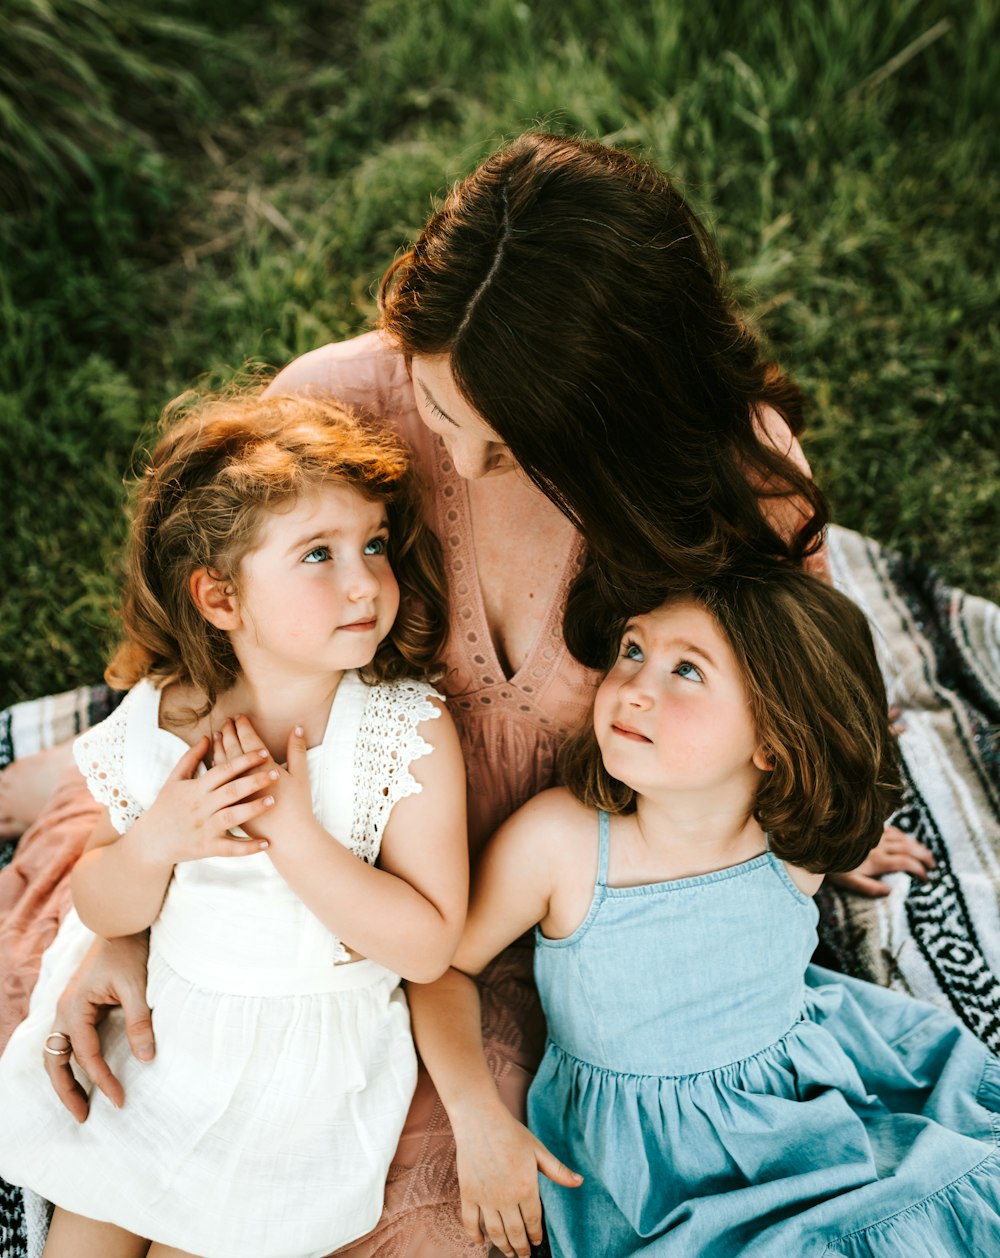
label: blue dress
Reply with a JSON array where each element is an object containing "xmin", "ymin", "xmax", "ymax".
[{"xmin": 529, "ymin": 812, "xmax": 1000, "ymax": 1256}]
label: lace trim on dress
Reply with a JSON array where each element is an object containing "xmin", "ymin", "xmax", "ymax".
[
  {"xmin": 349, "ymin": 679, "xmax": 442, "ymax": 867},
  {"xmin": 71, "ymin": 686, "xmax": 144, "ymax": 835}
]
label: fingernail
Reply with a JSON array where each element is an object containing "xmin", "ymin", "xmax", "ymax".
[
  {"xmin": 258, "ymin": 749, "xmax": 269, "ymax": 759},
  {"xmin": 294, "ymin": 725, "xmax": 304, "ymax": 737},
  {"xmin": 258, "ymin": 841, "xmax": 269, "ymax": 850},
  {"xmin": 138, "ymin": 1046, "xmax": 153, "ymax": 1062},
  {"xmin": 268, "ymin": 770, "xmax": 279, "ymax": 780},
  {"xmin": 263, "ymin": 796, "xmax": 274, "ymax": 806}
]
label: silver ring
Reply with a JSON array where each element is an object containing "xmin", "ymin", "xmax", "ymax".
[{"xmin": 43, "ymin": 1032, "xmax": 72, "ymax": 1057}]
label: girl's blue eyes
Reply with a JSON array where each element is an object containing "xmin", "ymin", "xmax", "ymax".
[
  {"xmin": 302, "ymin": 538, "xmax": 387, "ymax": 564},
  {"xmin": 618, "ymin": 642, "xmax": 704, "ymax": 683}
]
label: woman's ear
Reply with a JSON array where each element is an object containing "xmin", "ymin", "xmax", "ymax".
[
  {"xmin": 189, "ymin": 567, "xmax": 240, "ymax": 631},
  {"xmin": 753, "ymin": 744, "xmax": 775, "ymax": 772}
]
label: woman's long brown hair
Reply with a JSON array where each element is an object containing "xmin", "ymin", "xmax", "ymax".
[{"xmin": 380, "ymin": 132, "xmax": 829, "ymax": 662}]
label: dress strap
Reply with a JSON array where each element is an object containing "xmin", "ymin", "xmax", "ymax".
[{"xmin": 596, "ymin": 810, "xmax": 610, "ymax": 887}]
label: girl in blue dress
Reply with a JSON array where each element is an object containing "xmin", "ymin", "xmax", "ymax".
[{"xmin": 409, "ymin": 564, "xmax": 1000, "ymax": 1257}]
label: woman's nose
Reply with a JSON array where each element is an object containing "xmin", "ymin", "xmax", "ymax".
[{"xmin": 450, "ymin": 437, "xmax": 509, "ymax": 480}]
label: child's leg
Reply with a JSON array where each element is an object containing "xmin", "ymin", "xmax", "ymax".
[
  {"xmin": 42, "ymin": 1206, "xmax": 149, "ymax": 1258},
  {"xmin": 148, "ymin": 1245, "xmax": 208, "ymax": 1257}
]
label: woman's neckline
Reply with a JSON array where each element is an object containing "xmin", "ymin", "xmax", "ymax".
[{"xmin": 435, "ymin": 436, "xmax": 583, "ymax": 687}]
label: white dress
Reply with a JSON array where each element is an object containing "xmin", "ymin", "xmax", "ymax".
[{"xmin": 0, "ymin": 671, "xmax": 441, "ymax": 1258}]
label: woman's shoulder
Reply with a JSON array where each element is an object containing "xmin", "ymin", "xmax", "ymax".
[
  {"xmin": 266, "ymin": 331, "xmax": 435, "ymax": 460},
  {"xmin": 266, "ymin": 331, "xmax": 409, "ymax": 412}
]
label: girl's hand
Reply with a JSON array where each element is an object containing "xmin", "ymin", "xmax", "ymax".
[
  {"xmin": 138, "ymin": 736, "xmax": 276, "ymax": 865},
  {"xmin": 452, "ymin": 1102, "xmax": 582, "ymax": 1258},
  {"xmin": 214, "ymin": 716, "xmax": 315, "ymax": 843},
  {"xmin": 827, "ymin": 825, "xmax": 936, "ymax": 897}
]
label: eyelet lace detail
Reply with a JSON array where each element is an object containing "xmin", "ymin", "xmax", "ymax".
[
  {"xmin": 72, "ymin": 687, "xmax": 144, "ymax": 835},
  {"xmin": 349, "ymin": 679, "xmax": 442, "ymax": 866}
]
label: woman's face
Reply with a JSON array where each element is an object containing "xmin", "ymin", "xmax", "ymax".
[{"xmin": 411, "ymin": 354, "xmax": 516, "ymax": 480}]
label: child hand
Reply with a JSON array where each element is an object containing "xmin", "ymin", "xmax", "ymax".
[
  {"xmin": 214, "ymin": 716, "xmax": 316, "ymax": 843},
  {"xmin": 453, "ymin": 1103, "xmax": 582, "ymax": 1258},
  {"xmin": 137, "ymin": 736, "xmax": 275, "ymax": 864}
]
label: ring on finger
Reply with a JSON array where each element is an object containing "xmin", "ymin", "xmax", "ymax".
[{"xmin": 44, "ymin": 1031, "xmax": 72, "ymax": 1057}]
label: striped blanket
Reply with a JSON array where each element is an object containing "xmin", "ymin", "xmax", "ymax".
[{"xmin": 0, "ymin": 523, "xmax": 997, "ymax": 1257}]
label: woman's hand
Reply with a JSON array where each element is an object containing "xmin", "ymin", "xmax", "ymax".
[
  {"xmin": 452, "ymin": 1101, "xmax": 582, "ymax": 1258},
  {"xmin": 43, "ymin": 932, "xmax": 153, "ymax": 1123},
  {"xmin": 136, "ymin": 735, "xmax": 277, "ymax": 864},
  {"xmin": 828, "ymin": 825, "xmax": 936, "ymax": 897}
]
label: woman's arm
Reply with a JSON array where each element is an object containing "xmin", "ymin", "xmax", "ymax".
[
  {"xmin": 218, "ymin": 706, "xmax": 469, "ymax": 983},
  {"xmin": 71, "ymin": 738, "xmax": 277, "ymax": 937}
]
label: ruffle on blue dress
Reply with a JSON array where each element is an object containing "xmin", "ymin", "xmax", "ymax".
[{"xmin": 529, "ymin": 812, "xmax": 1000, "ymax": 1256}]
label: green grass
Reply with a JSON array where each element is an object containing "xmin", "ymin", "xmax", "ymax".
[{"xmin": 0, "ymin": 0, "xmax": 996, "ymax": 707}]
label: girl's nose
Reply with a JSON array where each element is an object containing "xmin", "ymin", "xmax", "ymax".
[
  {"xmin": 618, "ymin": 671, "xmax": 653, "ymax": 708},
  {"xmin": 348, "ymin": 560, "xmax": 382, "ymax": 600}
]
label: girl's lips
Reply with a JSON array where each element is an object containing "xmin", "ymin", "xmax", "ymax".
[
  {"xmin": 338, "ymin": 618, "xmax": 377, "ymax": 632},
  {"xmin": 611, "ymin": 723, "xmax": 652, "ymax": 743}
]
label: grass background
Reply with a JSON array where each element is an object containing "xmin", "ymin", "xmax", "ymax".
[{"xmin": 0, "ymin": 0, "xmax": 996, "ymax": 708}]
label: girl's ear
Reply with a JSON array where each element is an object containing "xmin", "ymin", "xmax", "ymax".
[
  {"xmin": 753, "ymin": 744, "xmax": 775, "ymax": 772},
  {"xmin": 189, "ymin": 567, "xmax": 240, "ymax": 630}
]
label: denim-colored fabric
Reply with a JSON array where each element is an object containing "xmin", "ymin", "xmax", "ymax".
[{"xmin": 528, "ymin": 811, "xmax": 1000, "ymax": 1256}]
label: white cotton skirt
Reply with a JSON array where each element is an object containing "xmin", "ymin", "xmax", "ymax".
[{"xmin": 0, "ymin": 911, "xmax": 417, "ymax": 1258}]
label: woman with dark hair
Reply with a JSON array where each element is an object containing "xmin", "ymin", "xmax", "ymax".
[{"xmin": 0, "ymin": 133, "xmax": 936, "ymax": 1257}]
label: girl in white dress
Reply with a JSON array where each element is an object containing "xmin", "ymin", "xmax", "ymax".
[{"xmin": 0, "ymin": 391, "xmax": 468, "ymax": 1258}]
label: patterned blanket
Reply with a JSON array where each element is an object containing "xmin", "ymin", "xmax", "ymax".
[{"xmin": 0, "ymin": 523, "xmax": 997, "ymax": 1257}]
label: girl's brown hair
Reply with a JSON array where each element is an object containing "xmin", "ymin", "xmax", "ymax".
[
  {"xmin": 106, "ymin": 391, "xmax": 447, "ymax": 715},
  {"xmin": 380, "ymin": 132, "xmax": 828, "ymax": 658},
  {"xmin": 560, "ymin": 567, "xmax": 902, "ymax": 873}
]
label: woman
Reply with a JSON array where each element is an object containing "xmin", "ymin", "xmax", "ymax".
[{"xmin": 0, "ymin": 133, "xmax": 934, "ymax": 1257}]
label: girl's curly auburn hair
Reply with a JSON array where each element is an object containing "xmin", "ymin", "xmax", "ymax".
[
  {"xmin": 559, "ymin": 566, "xmax": 902, "ymax": 874},
  {"xmin": 106, "ymin": 390, "xmax": 447, "ymax": 715}
]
